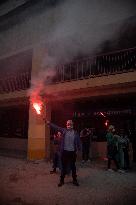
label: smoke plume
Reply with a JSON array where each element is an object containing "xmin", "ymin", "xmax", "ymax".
[{"xmin": 0, "ymin": 0, "xmax": 136, "ymax": 101}]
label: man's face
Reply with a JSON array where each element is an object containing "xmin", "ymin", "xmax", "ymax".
[{"xmin": 66, "ymin": 120, "xmax": 73, "ymax": 129}]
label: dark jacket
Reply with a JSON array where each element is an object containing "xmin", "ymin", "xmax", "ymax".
[{"xmin": 49, "ymin": 123, "xmax": 81, "ymax": 153}]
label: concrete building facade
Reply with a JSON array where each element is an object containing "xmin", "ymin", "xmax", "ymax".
[{"xmin": 0, "ymin": 0, "xmax": 136, "ymax": 161}]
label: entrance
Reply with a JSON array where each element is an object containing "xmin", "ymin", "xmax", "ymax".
[{"xmin": 51, "ymin": 93, "xmax": 136, "ymax": 161}]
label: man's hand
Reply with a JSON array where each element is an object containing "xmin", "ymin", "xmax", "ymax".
[
  {"xmin": 46, "ymin": 120, "xmax": 50, "ymax": 125},
  {"xmin": 43, "ymin": 118, "xmax": 50, "ymax": 125}
]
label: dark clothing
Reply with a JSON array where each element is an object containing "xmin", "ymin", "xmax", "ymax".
[
  {"xmin": 52, "ymin": 153, "xmax": 61, "ymax": 170},
  {"xmin": 119, "ymin": 135, "xmax": 130, "ymax": 169},
  {"xmin": 80, "ymin": 128, "xmax": 91, "ymax": 161},
  {"xmin": 107, "ymin": 144, "xmax": 119, "ymax": 169},
  {"xmin": 107, "ymin": 144, "xmax": 118, "ymax": 159},
  {"xmin": 82, "ymin": 141, "xmax": 90, "ymax": 161},
  {"xmin": 50, "ymin": 123, "xmax": 81, "ymax": 153},
  {"xmin": 49, "ymin": 122, "xmax": 81, "ymax": 182},
  {"xmin": 123, "ymin": 148, "xmax": 130, "ymax": 169},
  {"xmin": 122, "ymin": 137, "xmax": 130, "ymax": 169},
  {"xmin": 106, "ymin": 132, "xmax": 119, "ymax": 169},
  {"xmin": 108, "ymin": 157, "xmax": 119, "ymax": 169},
  {"xmin": 53, "ymin": 138, "xmax": 61, "ymax": 152},
  {"xmin": 52, "ymin": 137, "xmax": 61, "ymax": 170},
  {"xmin": 60, "ymin": 150, "xmax": 77, "ymax": 181}
]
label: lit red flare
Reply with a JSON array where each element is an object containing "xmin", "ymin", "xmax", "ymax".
[
  {"xmin": 100, "ymin": 112, "xmax": 106, "ymax": 118},
  {"xmin": 105, "ymin": 120, "xmax": 109, "ymax": 127},
  {"xmin": 33, "ymin": 102, "xmax": 42, "ymax": 115}
]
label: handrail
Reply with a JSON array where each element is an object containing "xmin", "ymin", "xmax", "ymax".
[
  {"xmin": 53, "ymin": 47, "xmax": 136, "ymax": 83},
  {"xmin": 0, "ymin": 47, "xmax": 136, "ymax": 93},
  {"xmin": 0, "ymin": 71, "xmax": 31, "ymax": 94},
  {"xmin": 62, "ymin": 46, "xmax": 136, "ymax": 64}
]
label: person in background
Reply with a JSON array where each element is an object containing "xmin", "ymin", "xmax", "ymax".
[
  {"xmin": 117, "ymin": 131, "xmax": 124, "ymax": 170},
  {"xmin": 106, "ymin": 125, "xmax": 120, "ymax": 172},
  {"xmin": 80, "ymin": 128, "xmax": 92, "ymax": 163},
  {"xmin": 119, "ymin": 130, "xmax": 130, "ymax": 170},
  {"xmin": 46, "ymin": 119, "xmax": 81, "ymax": 187},
  {"xmin": 50, "ymin": 131, "xmax": 62, "ymax": 174}
]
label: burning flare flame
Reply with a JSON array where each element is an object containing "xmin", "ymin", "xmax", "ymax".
[{"xmin": 33, "ymin": 102, "xmax": 42, "ymax": 115}]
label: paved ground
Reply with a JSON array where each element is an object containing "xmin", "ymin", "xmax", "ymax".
[{"xmin": 0, "ymin": 156, "xmax": 136, "ymax": 205}]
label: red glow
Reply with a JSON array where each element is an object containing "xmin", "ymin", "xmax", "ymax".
[
  {"xmin": 100, "ymin": 112, "xmax": 106, "ymax": 118},
  {"xmin": 105, "ymin": 120, "xmax": 109, "ymax": 127},
  {"xmin": 33, "ymin": 102, "xmax": 42, "ymax": 115},
  {"xmin": 105, "ymin": 121, "xmax": 108, "ymax": 126}
]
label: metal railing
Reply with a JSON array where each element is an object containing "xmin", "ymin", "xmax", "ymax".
[
  {"xmin": 53, "ymin": 47, "xmax": 136, "ymax": 83},
  {"xmin": 0, "ymin": 47, "xmax": 136, "ymax": 93},
  {"xmin": 0, "ymin": 71, "xmax": 31, "ymax": 94}
]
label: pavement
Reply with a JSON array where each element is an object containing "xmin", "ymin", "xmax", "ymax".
[{"xmin": 0, "ymin": 156, "xmax": 136, "ymax": 205}]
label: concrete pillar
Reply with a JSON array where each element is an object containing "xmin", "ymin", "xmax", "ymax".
[
  {"xmin": 27, "ymin": 45, "xmax": 51, "ymax": 160},
  {"xmin": 27, "ymin": 101, "xmax": 51, "ymax": 160},
  {"xmin": 27, "ymin": 105, "xmax": 46, "ymax": 160},
  {"xmin": 44, "ymin": 101, "xmax": 51, "ymax": 159}
]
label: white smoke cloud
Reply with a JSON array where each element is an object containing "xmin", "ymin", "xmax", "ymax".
[
  {"xmin": 46, "ymin": 0, "xmax": 135, "ymax": 63},
  {"xmin": 0, "ymin": 0, "xmax": 135, "ymax": 100},
  {"xmin": 0, "ymin": 0, "xmax": 135, "ymax": 59}
]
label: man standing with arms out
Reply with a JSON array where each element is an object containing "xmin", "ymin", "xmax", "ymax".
[{"xmin": 46, "ymin": 120, "xmax": 81, "ymax": 187}]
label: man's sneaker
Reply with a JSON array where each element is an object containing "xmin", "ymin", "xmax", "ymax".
[
  {"xmin": 73, "ymin": 180, "xmax": 79, "ymax": 186},
  {"xmin": 118, "ymin": 169, "xmax": 125, "ymax": 173},
  {"xmin": 58, "ymin": 181, "xmax": 64, "ymax": 187},
  {"xmin": 107, "ymin": 169, "xmax": 114, "ymax": 172},
  {"xmin": 87, "ymin": 159, "xmax": 91, "ymax": 163},
  {"xmin": 50, "ymin": 170, "xmax": 56, "ymax": 174}
]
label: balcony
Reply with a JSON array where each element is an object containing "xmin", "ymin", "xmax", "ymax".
[
  {"xmin": 0, "ymin": 71, "xmax": 31, "ymax": 94},
  {"xmin": 42, "ymin": 47, "xmax": 136, "ymax": 101},
  {"xmin": 0, "ymin": 49, "xmax": 32, "ymax": 94},
  {"xmin": 53, "ymin": 47, "xmax": 136, "ymax": 83},
  {"xmin": 0, "ymin": 47, "xmax": 136, "ymax": 94}
]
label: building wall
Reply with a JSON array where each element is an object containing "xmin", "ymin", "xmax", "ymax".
[
  {"xmin": 0, "ymin": 2, "xmax": 136, "ymax": 160},
  {"xmin": 44, "ymin": 71, "xmax": 136, "ymax": 101},
  {"xmin": 0, "ymin": 137, "xmax": 27, "ymax": 157},
  {"xmin": 0, "ymin": 47, "xmax": 136, "ymax": 160},
  {"xmin": 0, "ymin": 137, "xmax": 27, "ymax": 151}
]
